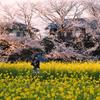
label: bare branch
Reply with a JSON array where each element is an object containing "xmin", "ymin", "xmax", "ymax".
[
  {"xmin": 83, "ymin": 0, "xmax": 100, "ymax": 18},
  {"xmin": 16, "ymin": 1, "xmax": 37, "ymax": 38},
  {"xmin": 17, "ymin": 1, "xmax": 35, "ymax": 26},
  {"xmin": 0, "ymin": 3, "xmax": 17, "ymax": 23},
  {"xmin": 35, "ymin": 0, "xmax": 84, "ymax": 25}
]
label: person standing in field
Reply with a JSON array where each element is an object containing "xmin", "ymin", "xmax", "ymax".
[
  {"xmin": 31, "ymin": 48, "xmax": 48, "ymax": 74},
  {"xmin": 31, "ymin": 51, "xmax": 40, "ymax": 74}
]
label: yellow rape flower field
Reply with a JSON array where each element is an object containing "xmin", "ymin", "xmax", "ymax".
[{"xmin": 0, "ymin": 61, "xmax": 100, "ymax": 100}]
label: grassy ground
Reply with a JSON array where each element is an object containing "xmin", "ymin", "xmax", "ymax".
[{"xmin": 0, "ymin": 61, "xmax": 100, "ymax": 100}]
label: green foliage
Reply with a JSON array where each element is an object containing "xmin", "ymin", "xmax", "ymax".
[{"xmin": 41, "ymin": 37, "xmax": 55, "ymax": 53}]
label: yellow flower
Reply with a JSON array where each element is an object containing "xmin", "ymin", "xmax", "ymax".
[
  {"xmin": 59, "ymin": 87, "xmax": 64, "ymax": 92},
  {"xmin": 13, "ymin": 96, "xmax": 21, "ymax": 100},
  {"xmin": 51, "ymin": 93, "xmax": 55, "ymax": 97},
  {"xmin": 6, "ymin": 96, "xmax": 11, "ymax": 100},
  {"xmin": 96, "ymin": 96, "xmax": 100, "ymax": 100},
  {"xmin": 47, "ymin": 94, "xmax": 51, "ymax": 98}
]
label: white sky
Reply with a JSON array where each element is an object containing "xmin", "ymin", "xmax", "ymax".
[
  {"xmin": 0, "ymin": 0, "xmax": 87, "ymax": 4},
  {"xmin": 0, "ymin": 0, "xmax": 21, "ymax": 4},
  {"xmin": 0, "ymin": 0, "xmax": 46, "ymax": 4}
]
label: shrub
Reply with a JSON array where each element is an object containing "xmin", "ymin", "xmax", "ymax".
[{"xmin": 41, "ymin": 37, "xmax": 55, "ymax": 53}]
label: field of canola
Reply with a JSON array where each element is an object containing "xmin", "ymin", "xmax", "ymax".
[{"xmin": 0, "ymin": 61, "xmax": 100, "ymax": 100}]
